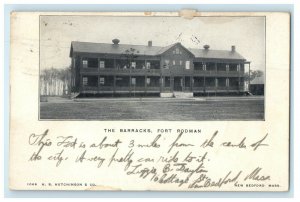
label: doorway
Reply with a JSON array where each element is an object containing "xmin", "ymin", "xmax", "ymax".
[{"xmin": 174, "ymin": 77, "xmax": 183, "ymax": 91}]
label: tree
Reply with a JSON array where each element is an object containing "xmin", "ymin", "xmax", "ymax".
[
  {"xmin": 244, "ymin": 70, "xmax": 264, "ymax": 82},
  {"xmin": 123, "ymin": 48, "xmax": 139, "ymax": 69},
  {"xmin": 40, "ymin": 67, "xmax": 71, "ymax": 96}
]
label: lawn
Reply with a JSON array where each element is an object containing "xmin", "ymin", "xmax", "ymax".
[{"xmin": 40, "ymin": 97, "xmax": 264, "ymax": 120}]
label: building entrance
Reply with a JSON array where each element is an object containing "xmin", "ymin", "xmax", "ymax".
[{"xmin": 174, "ymin": 77, "xmax": 183, "ymax": 91}]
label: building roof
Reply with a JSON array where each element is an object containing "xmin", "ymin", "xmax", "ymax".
[
  {"xmin": 71, "ymin": 41, "xmax": 162, "ymax": 57},
  {"xmin": 189, "ymin": 48, "xmax": 245, "ymax": 60},
  {"xmin": 70, "ymin": 41, "xmax": 246, "ymax": 60}
]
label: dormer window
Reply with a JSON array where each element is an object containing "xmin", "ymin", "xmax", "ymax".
[{"xmin": 175, "ymin": 48, "xmax": 180, "ymax": 54}]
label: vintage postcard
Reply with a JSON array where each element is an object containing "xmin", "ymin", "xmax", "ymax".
[{"xmin": 9, "ymin": 11, "xmax": 290, "ymax": 191}]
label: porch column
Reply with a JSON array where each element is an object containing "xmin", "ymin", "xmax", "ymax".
[
  {"xmin": 98, "ymin": 75, "xmax": 100, "ymax": 92},
  {"xmin": 170, "ymin": 76, "xmax": 174, "ymax": 92},
  {"xmin": 248, "ymin": 63, "xmax": 251, "ymax": 92},
  {"xmin": 203, "ymin": 77, "xmax": 206, "ymax": 93},
  {"xmin": 190, "ymin": 76, "xmax": 193, "ymax": 92},
  {"xmin": 238, "ymin": 64, "xmax": 241, "ymax": 92},
  {"xmin": 238, "ymin": 77, "xmax": 241, "ymax": 92},
  {"xmin": 226, "ymin": 77, "xmax": 229, "ymax": 92},
  {"xmin": 160, "ymin": 76, "xmax": 163, "ymax": 92},
  {"xmin": 182, "ymin": 76, "xmax": 185, "ymax": 91},
  {"xmin": 80, "ymin": 74, "xmax": 83, "ymax": 91},
  {"xmin": 113, "ymin": 75, "xmax": 116, "ymax": 93},
  {"xmin": 129, "ymin": 76, "xmax": 132, "ymax": 94},
  {"xmin": 215, "ymin": 77, "xmax": 218, "ymax": 94},
  {"xmin": 145, "ymin": 75, "xmax": 147, "ymax": 93},
  {"xmin": 98, "ymin": 58, "xmax": 100, "ymax": 72},
  {"xmin": 80, "ymin": 57, "xmax": 82, "ymax": 68}
]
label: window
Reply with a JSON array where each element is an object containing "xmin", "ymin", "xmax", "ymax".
[
  {"xmin": 131, "ymin": 78, "xmax": 136, "ymax": 85},
  {"xmin": 175, "ymin": 48, "xmax": 180, "ymax": 54},
  {"xmin": 146, "ymin": 78, "xmax": 151, "ymax": 85},
  {"xmin": 131, "ymin": 62, "xmax": 136, "ymax": 69},
  {"xmin": 226, "ymin": 78, "xmax": 229, "ymax": 87},
  {"xmin": 237, "ymin": 64, "xmax": 241, "ymax": 71},
  {"xmin": 179, "ymin": 60, "xmax": 182, "ymax": 65},
  {"xmin": 99, "ymin": 61, "xmax": 105, "ymax": 68},
  {"xmin": 185, "ymin": 61, "xmax": 190, "ymax": 69},
  {"xmin": 173, "ymin": 60, "xmax": 176, "ymax": 65},
  {"xmin": 146, "ymin": 62, "xmax": 151, "ymax": 69},
  {"xmin": 82, "ymin": 60, "xmax": 88, "ymax": 68},
  {"xmin": 99, "ymin": 77, "xmax": 105, "ymax": 85},
  {"xmin": 83, "ymin": 77, "xmax": 88, "ymax": 86},
  {"xmin": 226, "ymin": 64, "xmax": 229, "ymax": 71},
  {"xmin": 164, "ymin": 60, "xmax": 170, "ymax": 69}
]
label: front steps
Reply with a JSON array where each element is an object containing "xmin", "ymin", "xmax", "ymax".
[
  {"xmin": 160, "ymin": 92, "xmax": 174, "ymax": 98},
  {"xmin": 160, "ymin": 92, "xmax": 194, "ymax": 98},
  {"xmin": 173, "ymin": 91, "xmax": 194, "ymax": 98}
]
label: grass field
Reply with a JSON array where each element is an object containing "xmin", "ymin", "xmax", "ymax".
[{"xmin": 40, "ymin": 96, "xmax": 264, "ymax": 120}]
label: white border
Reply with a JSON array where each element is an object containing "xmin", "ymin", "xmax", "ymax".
[{"xmin": 1, "ymin": 0, "xmax": 298, "ymax": 201}]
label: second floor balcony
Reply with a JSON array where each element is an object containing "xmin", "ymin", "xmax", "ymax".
[
  {"xmin": 193, "ymin": 70, "xmax": 245, "ymax": 77},
  {"xmin": 80, "ymin": 67, "xmax": 161, "ymax": 75},
  {"xmin": 80, "ymin": 67, "xmax": 245, "ymax": 77}
]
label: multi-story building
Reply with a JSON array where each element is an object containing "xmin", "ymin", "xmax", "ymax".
[{"xmin": 69, "ymin": 39, "xmax": 250, "ymax": 97}]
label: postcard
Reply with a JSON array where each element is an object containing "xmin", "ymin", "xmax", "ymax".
[{"xmin": 9, "ymin": 11, "xmax": 290, "ymax": 191}]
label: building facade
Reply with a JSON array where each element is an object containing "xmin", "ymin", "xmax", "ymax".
[{"xmin": 69, "ymin": 39, "xmax": 250, "ymax": 97}]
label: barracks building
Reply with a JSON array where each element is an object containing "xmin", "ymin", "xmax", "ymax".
[{"xmin": 69, "ymin": 39, "xmax": 250, "ymax": 97}]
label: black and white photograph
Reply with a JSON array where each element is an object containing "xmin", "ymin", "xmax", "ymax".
[
  {"xmin": 9, "ymin": 11, "xmax": 290, "ymax": 192},
  {"xmin": 39, "ymin": 15, "xmax": 265, "ymax": 120}
]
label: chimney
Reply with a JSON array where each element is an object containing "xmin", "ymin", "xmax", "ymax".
[
  {"xmin": 231, "ymin": 45, "xmax": 236, "ymax": 52},
  {"xmin": 203, "ymin": 44, "xmax": 210, "ymax": 50},
  {"xmin": 112, "ymin": 38, "xmax": 120, "ymax": 45},
  {"xmin": 148, "ymin": 40, "xmax": 152, "ymax": 47}
]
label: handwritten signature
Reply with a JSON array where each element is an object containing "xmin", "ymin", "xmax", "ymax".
[{"xmin": 27, "ymin": 129, "xmax": 271, "ymax": 189}]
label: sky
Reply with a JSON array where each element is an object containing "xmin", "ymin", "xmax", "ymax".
[{"xmin": 40, "ymin": 16, "xmax": 265, "ymax": 73}]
